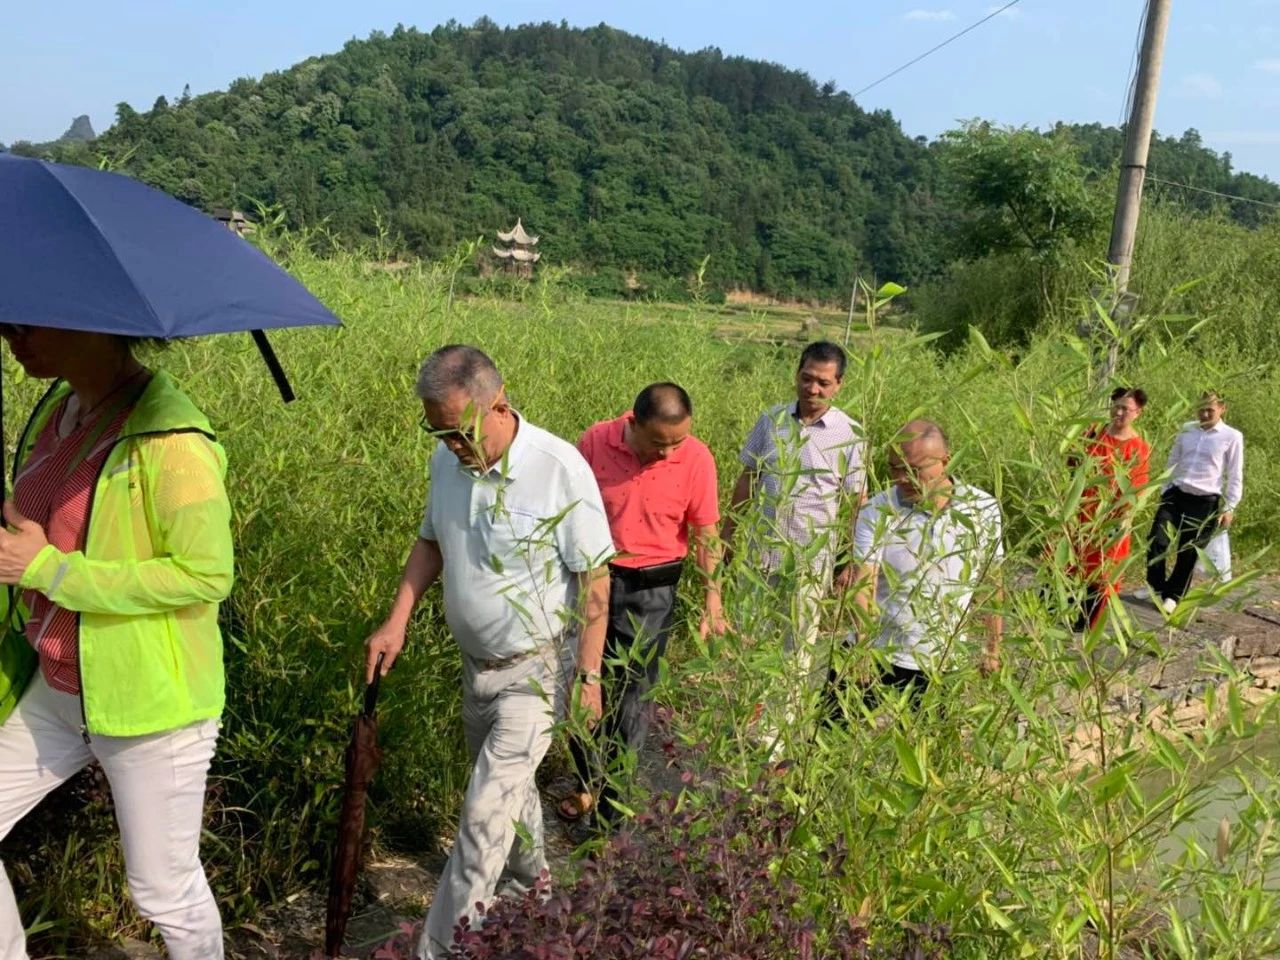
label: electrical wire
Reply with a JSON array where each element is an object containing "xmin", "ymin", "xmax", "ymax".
[
  {"xmin": 1119, "ymin": 0, "xmax": 1149, "ymax": 125},
  {"xmin": 1146, "ymin": 175, "xmax": 1280, "ymax": 210},
  {"xmin": 852, "ymin": 0, "xmax": 1026, "ymax": 100}
]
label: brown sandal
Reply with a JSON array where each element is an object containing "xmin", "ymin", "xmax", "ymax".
[{"xmin": 556, "ymin": 790, "xmax": 594, "ymax": 823}]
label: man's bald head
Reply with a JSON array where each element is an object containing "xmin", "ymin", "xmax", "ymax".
[
  {"xmin": 889, "ymin": 419, "xmax": 952, "ymax": 503},
  {"xmin": 634, "ymin": 382, "xmax": 693, "ymax": 426},
  {"xmin": 896, "ymin": 419, "xmax": 950, "ymax": 460}
]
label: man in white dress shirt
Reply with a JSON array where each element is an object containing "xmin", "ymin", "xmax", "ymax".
[
  {"xmin": 363, "ymin": 345, "xmax": 615, "ymax": 960},
  {"xmin": 1144, "ymin": 391, "xmax": 1244, "ymax": 612}
]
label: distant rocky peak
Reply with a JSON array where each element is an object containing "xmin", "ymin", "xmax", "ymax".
[{"xmin": 58, "ymin": 115, "xmax": 96, "ymax": 142}]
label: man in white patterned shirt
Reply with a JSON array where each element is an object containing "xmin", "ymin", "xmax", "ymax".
[
  {"xmin": 842, "ymin": 420, "xmax": 1004, "ymax": 709},
  {"xmin": 722, "ymin": 341, "xmax": 867, "ymax": 692},
  {"xmin": 1143, "ymin": 391, "xmax": 1245, "ymax": 612}
]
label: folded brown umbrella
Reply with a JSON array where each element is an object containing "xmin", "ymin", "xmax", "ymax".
[{"xmin": 325, "ymin": 654, "xmax": 385, "ymax": 958}]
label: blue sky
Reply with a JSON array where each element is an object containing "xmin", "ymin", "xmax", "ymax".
[{"xmin": 5, "ymin": 0, "xmax": 1279, "ymax": 180}]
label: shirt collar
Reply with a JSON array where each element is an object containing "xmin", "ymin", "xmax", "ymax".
[
  {"xmin": 792, "ymin": 402, "xmax": 830, "ymax": 427},
  {"xmin": 607, "ymin": 412, "xmax": 633, "ymax": 453},
  {"xmin": 463, "ymin": 411, "xmax": 530, "ymax": 480},
  {"xmin": 893, "ymin": 479, "xmax": 960, "ymax": 516}
]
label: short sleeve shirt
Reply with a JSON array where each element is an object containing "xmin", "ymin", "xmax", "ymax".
[
  {"xmin": 420, "ymin": 414, "xmax": 616, "ymax": 660},
  {"xmin": 739, "ymin": 402, "xmax": 867, "ymax": 569},
  {"xmin": 577, "ymin": 413, "xmax": 720, "ymax": 569},
  {"xmin": 853, "ymin": 482, "xmax": 1003, "ymax": 672}
]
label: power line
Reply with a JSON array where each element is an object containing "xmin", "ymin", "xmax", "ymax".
[
  {"xmin": 852, "ymin": 0, "xmax": 1026, "ymax": 100},
  {"xmin": 1119, "ymin": 0, "xmax": 1149, "ymax": 125},
  {"xmin": 1147, "ymin": 175, "xmax": 1280, "ymax": 210}
]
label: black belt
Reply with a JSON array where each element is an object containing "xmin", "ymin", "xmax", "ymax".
[
  {"xmin": 608, "ymin": 559, "xmax": 684, "ymax": 590},
  {"xmin": 1172, "ymin": 485, "xmax": 1221, "ymax": 501}
]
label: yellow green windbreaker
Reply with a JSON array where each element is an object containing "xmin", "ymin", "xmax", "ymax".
[{"xmin": 12, "ymin": 371, "xmax": 233, "ymax": 737}]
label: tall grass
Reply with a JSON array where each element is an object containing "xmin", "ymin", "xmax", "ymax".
[
  {"xmin": 916, "ymin": 202, "xmax": 1280, "ymax": 364},
  {"xmin": 2, "ymin": 230, "xmax": 1277, "ymax": 956}
]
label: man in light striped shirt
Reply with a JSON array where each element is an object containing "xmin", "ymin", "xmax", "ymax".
[
  {"xmin": 1143, "ymin": 390, "xmax": 1245, "ymax": 612},
  {"xmin": 722, "ymin": 341, "xmax": 867, "ymax": 694}
]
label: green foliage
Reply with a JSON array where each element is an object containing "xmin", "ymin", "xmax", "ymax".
[
  {"xmin": 21, "ymin": 20, "xmax": 949, "ymax": 300},
  {"xmin": 13, "ymin": 23, "xmax": 1278, "ymax": 310},
  {"xmin": 1064, "ymin": 122, "xmax": 1280, "ymax": 229},
  {"xmin": 940, "ymin": 122, "xmax": 1107, "ymax": 265},
  {"xmin": 3, "ymin": 232, "xmax": 1278, "ymax": 957},
  {"xmin": 916, "ymin": 200, "xmax": 1280, "ymax": 358}
]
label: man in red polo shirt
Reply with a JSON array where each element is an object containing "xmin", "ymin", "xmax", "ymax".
[{"xmin": 566, "ymin": 382, "xmax": 723, "ymax": 826}]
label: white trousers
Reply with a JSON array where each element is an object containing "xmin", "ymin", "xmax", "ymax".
[
  {"xmin": 417, "ymin": 643, "xmax": 571, "ymax": 960},
  {"xmin": 0, "ymin": 674, "xmax": 222, "ymax": 960}
]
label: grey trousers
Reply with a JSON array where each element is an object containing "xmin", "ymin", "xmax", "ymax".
[
  {"xmin": 417, "ymin": 641, "xmax": 572, "ymax": 960},
  {"xmin": 751, "ymin": 564, "xmax": 833, "ymax": 744}
]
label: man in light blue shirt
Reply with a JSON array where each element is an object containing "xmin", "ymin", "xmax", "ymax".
[{"xmin": 364, "ymin": 345, "xmax": 614, "ymax": 960}]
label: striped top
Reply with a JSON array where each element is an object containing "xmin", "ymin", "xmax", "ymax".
[
  {"xmin": 739, "ymin": 402, "xmax": 867, "ymax": 570},
  {"xmin": 14, "ymin": 398, "xmax": 133, "ymax": 695}
]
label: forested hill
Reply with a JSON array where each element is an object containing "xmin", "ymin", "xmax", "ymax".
[
  {"xmin": 13, "ymin": 20, "xmax": 1278, "ymax": 298},
  {"xmin": 28, "ymin": 20, "xmax": 947, "ymax": 296}
]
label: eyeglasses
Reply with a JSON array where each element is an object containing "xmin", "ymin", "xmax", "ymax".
[
  {"xmin": 0, "ymin": 323, "xmax": 32, "ymax": 338},
  {"xmin": 420, "ymin": 416, "xmax": 480, "ymax": 445}
]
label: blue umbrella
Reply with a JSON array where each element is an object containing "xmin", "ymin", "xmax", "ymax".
[
  {"xmin": 0, "ymin": 152, "xmax": 342, "ymax": 483},
  {"xmin": 0, "ymin": 153, "xmax": 341, "ymax": 382}
]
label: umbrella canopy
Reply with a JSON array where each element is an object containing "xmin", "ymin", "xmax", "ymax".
[
  {"xmin": 325, "ymin": 655, "xmax": 386, "ymax": 958},
  {"xmin": 0, "ymin": 153, "xmax": 341, "ymax": 338},
  {"xmin": 0, "ymin": 153, "xmax": 343, "ymax": 486}
]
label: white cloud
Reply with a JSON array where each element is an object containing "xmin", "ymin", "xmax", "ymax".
[
  {"xmin": 1179, "ymin": 73, "xmax": 1224, "ymax": 99},
  {"xmin": 904, "ymin": 9, "xmax": 956, "ymax": 22},
  {"xmin": 1256, "ymin": 58, "xmax": 1280, "ymax": 73}
]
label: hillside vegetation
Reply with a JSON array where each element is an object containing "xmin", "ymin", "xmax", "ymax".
[
  {"xmin": 8, "ymin": 20, "xmax": 1277, "ymax": 302},
  {"xmin": 4, "ymin": 232, "xmax": 1278, "ymax": 957}
]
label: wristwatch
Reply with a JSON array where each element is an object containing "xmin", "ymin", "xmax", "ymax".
[{"xmin": 577, "ymin": 667, "xmax": 603, "ymax": 685}]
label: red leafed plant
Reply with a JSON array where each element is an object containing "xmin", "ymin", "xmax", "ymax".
[{"xmin": 431, "ymin": 769, "xmax": 949, "ymax": 960}]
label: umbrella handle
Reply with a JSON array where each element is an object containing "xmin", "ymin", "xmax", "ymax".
[
  {"xmin": 251, "ymin": 330, "xmax": 296, "ymax": 403},
  {"xmin": 363, "ymin": 653, "xmax": 385, "ymax": 718}
]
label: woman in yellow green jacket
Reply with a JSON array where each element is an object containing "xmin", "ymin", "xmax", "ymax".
[{"xmin": 0, "ymin": 323, "xmax": 233, "ymax": 960}]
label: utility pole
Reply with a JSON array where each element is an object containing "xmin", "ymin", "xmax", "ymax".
[{"xmin": 1101, "ymin": 0, "xmax": 1172, "ymax": 378}]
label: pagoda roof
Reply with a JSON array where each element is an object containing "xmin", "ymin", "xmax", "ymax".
[
  {"xmin": 496, "ymin": 217, "xmax": 539, "ymax": 245},
  {"xmin": 493, "ymin": 245, "xmax": 540, "ymax": 262}
]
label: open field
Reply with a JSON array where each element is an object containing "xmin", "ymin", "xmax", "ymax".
[{"xmin": 4, "ymin": 239, "xmax": 1280, "ymax": 958}]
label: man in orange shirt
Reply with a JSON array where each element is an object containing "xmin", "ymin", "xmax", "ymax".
[{"xmin": 567, "ymin": 382, "xmax": 724, "ymax": 826}]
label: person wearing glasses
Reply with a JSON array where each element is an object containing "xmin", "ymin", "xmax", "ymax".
[
  {"xmin": 562, "ymin": 383, "xmax": 724, "ymax": 828},
  {"xmin": 0, "ymin": 323, "xmax": 232, "ymax": 960},
  {"xmin": 830, "ymin": 420, "xmax": 1003, "ymax": 716},
  {"xmin": 363, "ymin": 344, "xmax": 614, "ymax": 960}
]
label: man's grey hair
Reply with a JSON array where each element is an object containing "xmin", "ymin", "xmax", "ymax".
[
  {"xmin": 899, "ymin": 418, "xmax": 950, "ymax": 453},
  {"xmin": 415, "ymin": 344, "xmax": 505, "ymax": 405}
]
